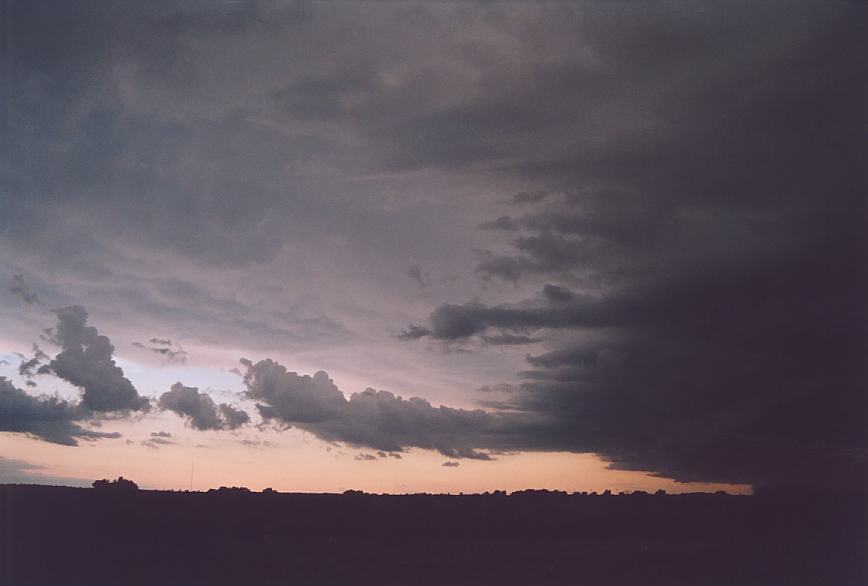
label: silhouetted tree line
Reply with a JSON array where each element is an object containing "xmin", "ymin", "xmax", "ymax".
[
  {"xmin": 207, "ymin": 486, "xmax": 252, "ymax": 494},
  {"xmin": 92, "ymin": 477, "xmax": 139, "ymax": 491},
  {"xmin": 2, "ymin": 482, "xmax": 865, "ymax": 585}
]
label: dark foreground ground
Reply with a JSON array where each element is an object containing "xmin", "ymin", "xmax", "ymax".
[{"xmin": 1, "ymin": 485, "xmax": 866, "ymax": 586}]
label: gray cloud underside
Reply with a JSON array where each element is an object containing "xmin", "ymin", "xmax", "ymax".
[
  {"xmin": 0, "ymin": 378, "xmax": 120, "ymax": 446},
  {"xmin": 242, "ymin": 358, "xmax": 548, "ymax": 460},
  {"xmin": 0, "ymin": 456, "xmax": 90, "ymax": 486},
  {"xmin": 158, "ymin": 382, "xmax": 250, "ymax": 431},
  {"xmin": 47, "ymin": 306, "xmax": 150, "ymax": 412}
]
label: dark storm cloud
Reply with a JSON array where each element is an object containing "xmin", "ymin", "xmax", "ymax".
[
  {"xmin": 0, "ymin": 378, "xmax": 120, "ymax": 446},
  {"xmin": 132, "ymin": 338, "xmax": 188, "ymax": 364},
  {"xmin": 406, "ymin": 228, "xmax": 867, "ymax": 487},
  {"xmin": 241, "ymin": 358, "xmax": 540, "ymax": 460},
  {"xmin": 398, "ymin": 3, "xmax": 868, "ymax": 488},
  {"xmin": 46, "ymin": 306, "xmax": 150, "ymax": 412},
  {"xmin": 158, "ymin": 382, "xmax": 250, "ymax": 431}
]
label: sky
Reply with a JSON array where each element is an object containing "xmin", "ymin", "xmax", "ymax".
[{"xmin": 1, "ymin": 0, "xmax": 865, "ymax": 493}]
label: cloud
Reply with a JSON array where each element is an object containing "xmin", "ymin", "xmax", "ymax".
[
  {"xmin": 404, "ymin": 215, "xmax": 868, "ymax": 487},
  {"xmin": 18, "ymin": 344, "xmax": 50, "ymax": 378},
  {"xmin": 2, "ymin": 0, "xmax": 865, "ymax": 490},
  {"xmin": 146, "ymin": 431, "xmax": 174, "ymax": 447},
  {"xmin": 479, "ymin": 216, "xmax": 520, "ymax": 232},
  {"xmin": 239, "ymin": 438, "xmax": 274, "ymax": 448},
  {"xmin": 132, "ymin": 338, "xmax": 188, "ymax": 363},
  {"xmin": 477, "ymin": 383, "xmax": 518, "ymax": 395},
  {"xmin": 404, "ymin": 235, "xmax": 868, "ymax": 488},
  {"xmin": 401, "ymin": 296, "xmax": 617, "ymax": 342},
  {"xmin": 9, "ymin": 275, "xmax": 40, "ymax": 305},
  {"xmin": 512, "ymin": 190, "xmax": 553, "ymax": 205},
  {"xmin": 158, "ymin": 382, "xmax": 250, "ymax": 431},
  {"xmin": 219, "ymin": 403, "xmax": 251, "ymax": 430},
  {"xmin": 0, "ymin": 456, "xmax": 90, "ymax": 486},
  {"xmin": 397, "ymin": 325, "xmax": 432, "ymax": 341},
  {"xmin": 442, "ymin": 461, "xmax": 459, "ymax": 468},
  {"xmin": 242, "ymin": 358, "xmax": 532, "ymax": 460},
  {"xmin": 407, "ymin": 265, "xmax": 426, "ymax": 288},
  {"xmin": 395, "ymin": 2, "xmax": 867, "ymax": 489},
  {"xmin": 141, "ymin": 434, "xmax": 175, "ymax": 449},
  {"xmin": 0, "ymin": 377, "xmax": 120, "ymax": 446},
  {"xmin": 45, "ymin": 306, "xmax": 150, "ymax": 412},
  {"xmin": 481, "ymin": 334, "xmax": 539, "ymax": 347}
]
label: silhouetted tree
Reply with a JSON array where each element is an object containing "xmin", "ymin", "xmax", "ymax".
[
  {"xmin": 208, "ymin": 486, "xmax": 251, "ymax": 494},
  {"xmin": 92, "ymin": 477, "xmax": 139, "ymax": 491}
]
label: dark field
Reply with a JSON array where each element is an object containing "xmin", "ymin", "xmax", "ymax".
[{"xmin": 1, "ymin": 485, "xmax": 866, "ymax": 585}]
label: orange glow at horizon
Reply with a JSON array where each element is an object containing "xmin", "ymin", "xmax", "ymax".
[{"xmin": 0, "ymin": 424, "xmax": 750, "ymax": 495}]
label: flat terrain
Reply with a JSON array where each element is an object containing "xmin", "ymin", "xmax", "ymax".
[{"xmin": 1, "ymin": 485, "xmax": 866, "ymax": 585}]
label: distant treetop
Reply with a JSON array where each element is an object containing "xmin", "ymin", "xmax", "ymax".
[
  {"xmin": 92, "ymin": 477, "xmax": 139, "ymax": 491},
  {"xmin": 208, "ymin": 486, "xmax": 252, "ymax": 494}
]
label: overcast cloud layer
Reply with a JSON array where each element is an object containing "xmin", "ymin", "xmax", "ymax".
[{"xmin": 2, "ymin": 1, "xmax": 865, "ymax": 489}]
